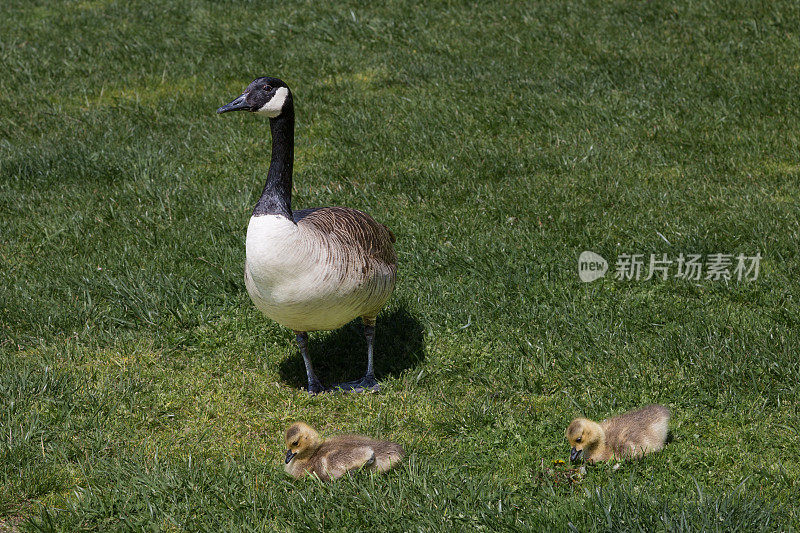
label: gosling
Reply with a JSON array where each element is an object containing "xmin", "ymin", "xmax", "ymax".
[
  {"xmin": 283, "ymin": 422, "xmax": 404, "ymax": 481},
  {"xmin": 566, "ymin": 404, "xmax": 670, "ymax": 464}
]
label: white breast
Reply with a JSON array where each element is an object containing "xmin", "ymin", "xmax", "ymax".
[{"xmin": 245, "ymin": 214, "xmax": 392, "ymax": 332}]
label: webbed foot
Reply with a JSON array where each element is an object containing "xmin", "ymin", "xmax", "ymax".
[
  {"xmin": 330, "ymin": 376, "xmax": 380, "ymax": 394},
  {"xmin": 306, "ymin": 381, "xmax": 326, "ymax": 395}
]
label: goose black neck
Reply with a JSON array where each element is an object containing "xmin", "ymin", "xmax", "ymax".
[{"xmin": 253, "ymin": 107, "xmax": 295, "ymax": 219}]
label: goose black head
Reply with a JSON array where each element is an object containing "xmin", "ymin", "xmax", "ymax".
[{"xmin": 217, "ymin": 76, "xmax": 292, "ymax": 118}]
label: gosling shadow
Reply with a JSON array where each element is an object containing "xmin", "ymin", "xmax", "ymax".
[{"xmin": 278, "ymin": 307, "xmax": 425, "ymax": 390}]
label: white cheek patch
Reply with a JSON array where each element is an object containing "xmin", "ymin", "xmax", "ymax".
[{"xmin": 256, "ymin": 87, "xmax": 289, "ymax": 117}]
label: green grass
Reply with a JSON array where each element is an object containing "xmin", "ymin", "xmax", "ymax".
[{"xmin": 2, "ymin": 0, "xmax": 799, "ymax": 530}]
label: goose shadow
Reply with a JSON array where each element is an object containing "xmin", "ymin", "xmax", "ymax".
[{"xmin": 278, "ymin": 307, "xmax": 425, "ymax": 390}]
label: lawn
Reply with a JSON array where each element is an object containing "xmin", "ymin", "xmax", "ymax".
[{"xmin": 1, "ymin": 0, "xmax": 799, "ymax": 530}]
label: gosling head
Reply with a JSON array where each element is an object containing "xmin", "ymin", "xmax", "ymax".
[
  {"xmin": 284, "ymin": 422, "xmax": 322, "ymax": 464},
  {"xmin": 217, "ymin": 76, "xmax": 292, "ymax": 118},
  {"xmin": 566, "ymin": 418, "xmax": 603, "ymax": 463}
]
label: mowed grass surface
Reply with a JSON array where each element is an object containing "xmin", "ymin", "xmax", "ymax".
[{"xmin": 2, "ymin": 0, "xmax": 799, "ymax": 530}]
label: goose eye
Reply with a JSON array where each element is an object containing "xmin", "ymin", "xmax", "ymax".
[{"xmin": 264, "ymin": 85, "xmax": 272, "ymax": 91}]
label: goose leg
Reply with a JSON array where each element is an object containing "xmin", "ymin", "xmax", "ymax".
[
  {"xmin": 295, "ymin": 331, "xmax": 324, "ymax": 395},
  {"xmin": 331, "ymin": 318, "xmax": 380, "ymax": 393},
  {"xmin": 363, "ymin": 324, "xmax": 377, "ymax": 386}
]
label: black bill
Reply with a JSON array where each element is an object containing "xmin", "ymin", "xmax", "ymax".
[
  {"xmin": 570, "ymin": 447, "xmax": 583, "ymax": 463},
  {"xmin": 216, "ymin": 93, "xmax": 249, "ymax": 114},
  {"xmin": 285, "ymin": 450, "xmax": 297, "ymax": 464}
]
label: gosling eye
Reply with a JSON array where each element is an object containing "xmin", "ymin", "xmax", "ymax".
[
  {"xmin": 292, "ymin": 440, "xmax": 299, "ymax": 447},
  {"xmin": 576, "ymin": 437, "xmax": 582, "ymax": 443}
]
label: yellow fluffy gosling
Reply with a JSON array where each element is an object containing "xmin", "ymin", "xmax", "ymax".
[
  {"xmin": 283, "ymin": 422, "xmax": 404, "ymax": 481},
  {"xmin": 566, "ymin": 405, "xmax": 670, "ymax": 464}
]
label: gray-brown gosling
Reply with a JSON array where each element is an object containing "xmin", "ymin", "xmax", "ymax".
[
  {"xmin": 217, "ymin": 77, "xmax": 397, "ymax": 394},
  {"xmin": 283, "ymin": 422, "xmax": 404, "ymax": 481},
  {"xmin": 565, "ymin": 405, "xmax": 670, "ymax": 464}
]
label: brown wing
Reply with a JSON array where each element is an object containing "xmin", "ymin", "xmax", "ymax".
[
  {"xmin": 293, "ymin": 207, "xmax": 397, "ymax": 267},
  {"xmin": 314, "ymin": 439, "xmax": 375, "ymax": 479},
  {"xmin": 603, "ymin": 405, "xmax": 670, "ymax": 456},
  {"xmin": 324, "ymin": 435, "xmax": 405, "ymax": 474}
]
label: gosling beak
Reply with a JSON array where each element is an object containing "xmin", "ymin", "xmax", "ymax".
[
  {"xmin": 285, "ymin": 450, "xmax": 297, "ymax": 464},
  {"xmin": 570, "ymin": 447, "xmax": 583, "ymax": 463},
  {"xmin": 216, "ymin": 93, "xmax": 249, "ymax": 114}
]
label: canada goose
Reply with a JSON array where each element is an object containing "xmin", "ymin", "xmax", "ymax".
[
  {"xmin": 565, "ymin": 405, "xmax": 670, "ymax": 464},
  {"xmin": 217, "ymin": 77, "xmax": 397, "ymax": 394},
  {"xmin": 283, "ymin": 422, "xmax": 404, "ymax": 481}
]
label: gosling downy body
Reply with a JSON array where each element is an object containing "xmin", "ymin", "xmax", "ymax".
[
  {"xmin": 217, "ymin": 77, "xmax": 397, "ymax": 394},
  {"xmin": 283, "ymin": 422, "xmax": 404, "ymax": 481},
  {"xmin": 566, "ymin": 405, "xmax": 670, "ymax": 464}
]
